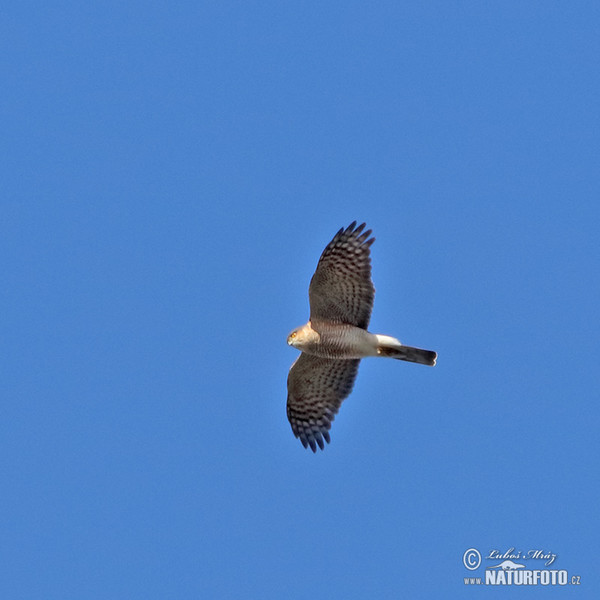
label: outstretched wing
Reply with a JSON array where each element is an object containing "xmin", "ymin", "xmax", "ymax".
[
  {"xmin": 287, "ymin": 353, "xmax": 360, "ymax": 452},
  {"xmin": 309, "ymin": 221, "xmax": 375, "ymax": 330}
]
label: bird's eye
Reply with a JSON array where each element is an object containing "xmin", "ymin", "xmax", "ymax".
[{"xmin": 291, "ymin": 332, "xmax": 297, "ymax": 338}]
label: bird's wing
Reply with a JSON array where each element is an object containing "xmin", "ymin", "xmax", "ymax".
[
  {"xmin": 308, "ymin": 221, "xmax": 375, "ymax": 329},
  {"xmin": 287, "ymin": 353, "xmax": 360, "ymax": 452}
]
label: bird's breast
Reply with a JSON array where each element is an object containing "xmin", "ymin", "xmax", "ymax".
[{"xmin": 304, "ymin": 324, "xmax": 377, "ymax": 359}]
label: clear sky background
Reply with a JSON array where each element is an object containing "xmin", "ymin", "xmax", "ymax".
[{"xmin": 2, "ymin": 2, "xmax": 599, "ymax": 598}]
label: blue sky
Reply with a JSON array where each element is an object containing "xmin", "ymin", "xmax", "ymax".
[{"xmin": 2, "ymin": 2, "xmax": 599, "ymax": 598}]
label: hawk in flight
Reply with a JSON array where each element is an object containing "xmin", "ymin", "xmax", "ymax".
[{"xmin": 286, "ymin": 222, "xmax": 437, "ymax": 452}]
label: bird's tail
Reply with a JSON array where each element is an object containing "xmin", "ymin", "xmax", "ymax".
[{"xmin": 375, "ymin": 334, "xmax": 437, "ymax": 366}]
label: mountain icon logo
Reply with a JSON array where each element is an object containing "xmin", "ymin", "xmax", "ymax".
[{"xmin": 487, "ymin": 560, "xmax": 526, "ymax": 571}]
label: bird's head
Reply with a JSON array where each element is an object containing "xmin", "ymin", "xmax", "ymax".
[
  {"xmin": 287, "ymin": 329, "xmax": 300, "ymax": 347},
  {"xmin": 287, "ymin": 322, "xmax": 319, "ymax": 350}
]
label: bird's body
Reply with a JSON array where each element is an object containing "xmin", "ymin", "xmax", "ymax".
[
  {"xmin": 286, "ymin": 221, "xmax": 437, "ymax": 452},
  {"xmin": 289, "ymin": 321, "xmax": 377, "ymax": 359},
  {"xmin": 290, "ymin": 321, "xmax": 437, "ymax": 363}
]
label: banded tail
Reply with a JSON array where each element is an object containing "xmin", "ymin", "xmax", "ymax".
[{"xmin": 375, "ymin": 334, "xmax": 437, "ymax": 366}]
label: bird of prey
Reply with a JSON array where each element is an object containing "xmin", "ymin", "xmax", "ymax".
[{"xmin": 286, "ymin": 221, "xmax": 436, "ymax": 452}]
